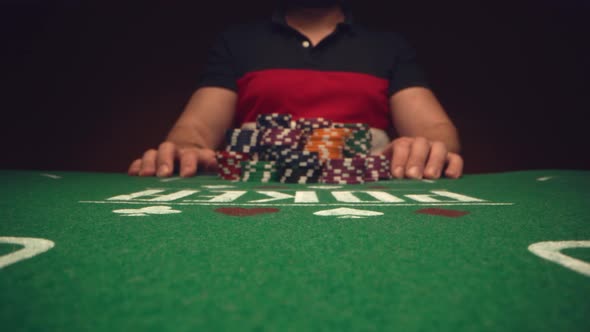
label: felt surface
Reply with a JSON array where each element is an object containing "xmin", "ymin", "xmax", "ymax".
[
  {"xmin": 0, "ymin": 244, "xmax": 21, "ymax": 256},
  {"xmin": 0, "ymin": 169, "xmax": 589, "ymax": 331}
]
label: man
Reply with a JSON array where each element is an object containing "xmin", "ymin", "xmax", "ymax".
[{"xmin": 128, "ymin": 0, "xmax": 463, "ymax": 180}]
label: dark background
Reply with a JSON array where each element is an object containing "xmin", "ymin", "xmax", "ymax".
[{"xmin": 1, "ymin": 0, "xmax": 588, "ymax": 174}]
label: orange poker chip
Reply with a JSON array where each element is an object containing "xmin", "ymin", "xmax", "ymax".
[
  {"xmin": 313, "ymin": 128, "xmax": 351, "ymax": 134},
  {"xmin": 302, "ymin": 127, "xmax": 353, "ymax": 161}
]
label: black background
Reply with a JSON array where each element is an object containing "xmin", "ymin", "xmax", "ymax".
[{"xmin": 1, "ymin": 0, "xmax": 588, "ymax": 174}]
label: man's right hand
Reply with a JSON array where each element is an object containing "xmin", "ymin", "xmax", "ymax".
[{"xmin": 128, "ymin": 141, "xmax": 218, "ymax": 178}]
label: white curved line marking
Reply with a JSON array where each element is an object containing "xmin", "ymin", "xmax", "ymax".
[
  {"xmin": 528, "ymin": 240, "xmax": 590, "ymax": 277},
  {"xmin": 40, "ymin": 174, "xmax": 62, "ymax": 179},
  {"xmin": 0, "ymin": 237, "xmax": 55, "ymax": 269},
  {"xmin": 160, "ymin": 177, "xmax": 182, "ymax": 183}
]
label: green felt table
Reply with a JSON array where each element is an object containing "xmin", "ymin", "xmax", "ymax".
[{"xmin": 1, "ymin": 169, "xmax": 589, "ymax": 331}]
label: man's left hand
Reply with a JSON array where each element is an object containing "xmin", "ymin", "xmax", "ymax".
[{"xmin": 381, "ymin": 136, "xmax": 464, "ymax": 180}]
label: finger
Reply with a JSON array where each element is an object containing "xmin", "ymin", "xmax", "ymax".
[
  {"xmin": 128, "ymin": 158, "xmax": 142, "ymax": 176},
  {"xmin": 198, "ymin": 148, "xmax": 219, "ymax": 173},
  {"xmin": 178, "ymin": 148, "xmax": 199, "ymax": 177},
  {"xmin": 379, "ymin": 141, "xmax": 393, "ymax": 160},
  {"xmin": 405, "ymin": 137, "xmax": 430, "ymax": 179},
  {"xmin": 390, "ymin": 138, "xmax": 412, "ymax": 179},
  {"xmin": 156, "ymin": 142, "xmax": 176, "ymax": 177},
  {"xmin": 139, "ymin": 149, "xmax": 158, "ymax": 177},
  {"xmin": 445, "ymin": 153, "xmax": 464, "ymax": 179},
  {"xmin": 423, "ymin": 142, "xmax": 447, "ymax": 179}
]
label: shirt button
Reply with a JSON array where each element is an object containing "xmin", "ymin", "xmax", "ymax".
[{"xmin": 302, "ymin": 40, "xmax": 311, "ymax": 48}]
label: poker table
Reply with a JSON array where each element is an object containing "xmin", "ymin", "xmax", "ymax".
[{"xmin": 1, "ymin": 169, "xmax": 589, "ymax": 331}]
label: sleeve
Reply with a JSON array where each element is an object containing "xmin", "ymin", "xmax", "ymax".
[
  {"xmin": 196, "ymin": 31, "xmax": 238, "ymax": 92},
  {"xmin": 388, "ymin": 34, "xmax": 430, "ymax": 96}
]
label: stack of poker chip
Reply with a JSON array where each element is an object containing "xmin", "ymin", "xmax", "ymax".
[
  {"xmin": 215, "ymin": 151, "xmax": 250, "ymax": 181},
  {"xmin": 277, "ymin": 150, "xmax": 322, "ymax": 184},
  {"xmin": 304, "ymin": 128, "xmax": 352, "ymax": 161},
  {"xmin": 240, "ymin": 161, "xmax": 279, "ymax": 183},
  {"xmin": 334, "ymin": 123, "xmax": 372, "ymax": 157},
  {"xmin": 364, "ymin": 155, "xmax": 392, "ymax": 182},
  {"xmin": 215, "ymin": 114, "xmax": 395, "ymax": 184},
  {"xmin": 321, "ymin": 157, "xmax": 366, "ymax": 184},
  {"xmin": 224, "ymin": 129, "xmax": 260, "ymax": 153},
  {"xmin": 259, "ymin": 128, "xmax": 305, "ymax": 160},
  {"xmin": 256, "ymin": 113, "xmax": 293, "ymax": 130}
]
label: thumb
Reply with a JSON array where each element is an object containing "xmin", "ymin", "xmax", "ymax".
[{"xmin": 378, "ymin": 141, "xmax": 394, "ymax": 159}]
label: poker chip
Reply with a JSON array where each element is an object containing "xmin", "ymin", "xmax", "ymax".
[
  {"xmin": 304, "ymin": 128, "xmax": 352, "ymax": 161},
  {"xmin": 321, "ymin": 157, "xmax": 366, "ymax": 184},
  {"xmin": 260, "ymin": 128, "xmax": 304, "ymax": 150},
  {"xmin": 224, "ymin": 129, "xmax": 260, "ymax": 153},
  {"xmin": 240, "ymin": 161, "xmax": 279, "ymax": 183},
  {"xmin": 364, "ymin": 154, "xmax": 392, "ymax": 181},
  {"xmin": 275, "ymin": 150, "xmax": 322, "ymax": 183},
  {"xmin": 256, "ymin": 113, "xmax": 293, "ymax": 129},
  {"xmin": 333, "ymin": 123, "xmax": 372, "ymax": 157},
  {"xmin": 279, "ymin": 167, "xmax": 322, "ymax": 184},
  {"xmin": 294, "ymin": 117, "xmax": 333, "ymax": 133},
  {"xmin": 215, "ymin": 151, "xmax": 250, "ymax": 181},
  {"xmin": 215, "ymin": 114, "xmax": 391, "ymax": 184}
]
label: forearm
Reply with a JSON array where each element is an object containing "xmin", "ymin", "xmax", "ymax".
[
  {"xmin": 390, "ymin": 88, "xmax": 461, "ymax": 153},
  {"xmin": 165, "ymin": 88, "xmax": 237, "ymax": 150}
]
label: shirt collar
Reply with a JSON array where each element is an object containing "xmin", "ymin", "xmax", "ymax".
[{"xmin": 271, "ymin": 6, "xmax": 355, "ymax": 33}]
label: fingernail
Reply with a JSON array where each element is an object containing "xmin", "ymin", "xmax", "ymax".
[
  {"xmin": 426, "ymin": 167, "xmax": 440, "ymax": 178},
  {"xmin": 157, "ymin": 165, "xmax": 169, "ymax": 177},
  {"xmin": 394, "ymin": 167, "xmax": 404, "ymax": 178},
  {"xmin": 181, "ymin": 166, "xmax": 192, "ymax": 177},
  {"xmin": 408, "ymin": 166, "xmax": 422, "ymax": 179}
]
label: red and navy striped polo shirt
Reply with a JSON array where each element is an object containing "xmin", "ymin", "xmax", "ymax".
[{"xmin": 197, "ymin": 9, "xmax": 429, "ymax": 130}]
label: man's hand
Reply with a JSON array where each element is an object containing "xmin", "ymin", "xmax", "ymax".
[
  {"xmin": 128, "ymin": 87, "xmax": 236, "ymax": 178},
  {"xmin": 381, "ymin": 137, "xmax": 463, "ymax": 180},
  {"xmin": 128, "ymin": 141, "xmax": 218, "ymax": 178}
]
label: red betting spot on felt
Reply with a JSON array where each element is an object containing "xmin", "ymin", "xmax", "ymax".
[
  {"xmin": 416, "ymin": 208, "xmax": 470, "ymax": 218},
  {"xmin": 215, "ymin": 207, "xmax": 280, "ymax": 217}
]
